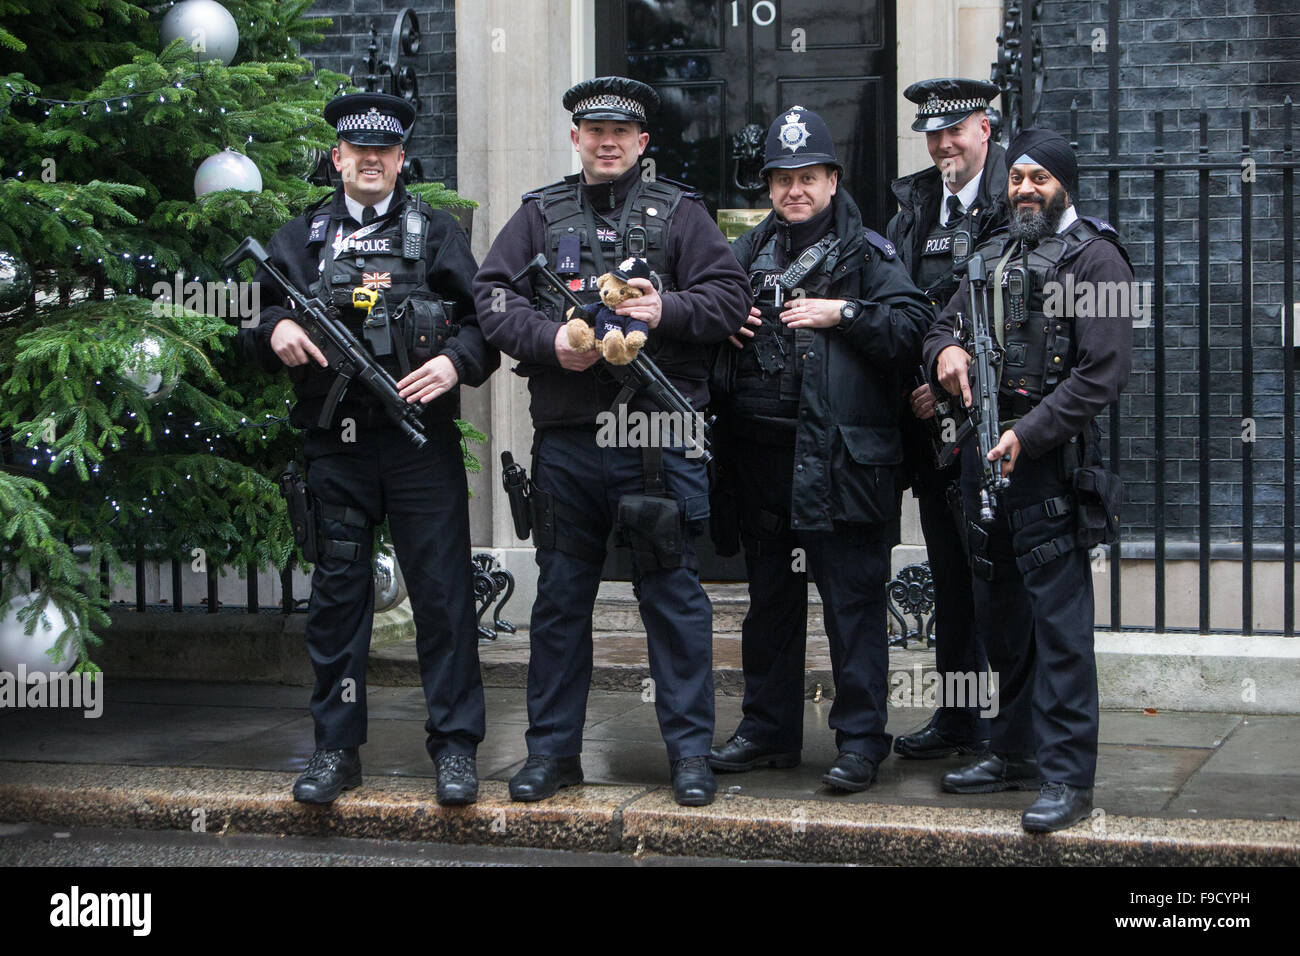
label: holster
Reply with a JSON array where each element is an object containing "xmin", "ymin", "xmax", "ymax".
[
  {"xmin": 278, "ymin": 462, "xmax": 318, "ymax": 564},
  {"xmin": 616, "ymin": 494, "xmax": 685, "ymax": 572},
  {"xmin": 967, "ymin": 519, "xmax": 993, "ymax": 581},
  {"xmin": 1073, "ymin": 465, "xmax": 1123, "ymax": 547}
]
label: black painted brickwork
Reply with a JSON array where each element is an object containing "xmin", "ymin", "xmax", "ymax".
[
  {"xmin": 300, "ymin": 0, "xmax": 458, "ymax": 190},
  {"xmin": 1032, "ymin": 0, "xmax": 1300, "ymax": 546}
]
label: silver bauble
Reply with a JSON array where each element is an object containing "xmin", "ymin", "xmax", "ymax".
[
  {"xmin": 120, "ymin": 336, "xmax": 178, "ymax": 402},
  {"xmin": 194, "ymin": 148, "xmax": 262, "ymax": 197},
  {"xmin": 0, "ymin": 249, "xmax": 34, "ymax": 317},
  {"xmin": 0, "ymin": 592, "xmax": 77, "ymax": 676},
  {"xmin": 373, "ymin": 550, "xmax": 407, "ymax": 613},
  {"xmin": 159, "ymin": 0, "xmax": 240, "ymax": 66}
]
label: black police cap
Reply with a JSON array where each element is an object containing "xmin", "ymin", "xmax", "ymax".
[
  {"xmin": 563, "ymin": 76, "xmax": 660, "ymax": 125},
  {"xmin": 904, "ymin": 78, "xmax": 1000, "ymax": 132},
  {"xmin": 323, "ymin": 92, "xmax": 416, "ymax": 147},
  {"xmin": 761, "ymin": 106, "xmax": 841, "ymax": 175}
]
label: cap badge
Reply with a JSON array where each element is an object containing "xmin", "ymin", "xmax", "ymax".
[{"xmin": 779, "ymin": 111, "xmax": 809, "ymax": 153}]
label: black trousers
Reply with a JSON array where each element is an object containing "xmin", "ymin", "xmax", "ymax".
[
  {"xmin": 732, "ymin": 439, "xmax": 894, "ymax": 765},
  {"xmin": 526, "ymin": 427, "xmax": 714, "ymax": 762},
  {"xmin": 960, "ymin": 435, "xmax": 1098, "ymax": 787},
  {"xmin": 915, "ymin": 475, "xmax": 989, "ymax": 743},
  {"xmin": 302, "ymin": 418, "xmax": 485, "ymax": 759}
]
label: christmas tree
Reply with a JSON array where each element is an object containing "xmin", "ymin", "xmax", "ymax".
[{"xmin": 0, "ymin": 0, "xmax": 477, "ymax": 671}]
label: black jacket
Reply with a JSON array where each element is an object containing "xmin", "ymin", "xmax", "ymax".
[
  {"xmin": 722, "ymin": 188, "xmax": 935, "ymax": 532},
  {"xmin": 886, "ymin": 141, "xmax": 1010, "ymax": 278},
  {"xmin": 473, "ymin": 166, "xmax": 750, "ymax": 429},
  {"xmin": 887, "ymin": 141, "xmax": 1009, "ymax": 491},
  {"xmin": 238, "ymin": 180, "xmax": 498, "ymax": 429},
  {"xmin": 922, "ymin": 212, "xmax": 1134, "ymax": 460}
]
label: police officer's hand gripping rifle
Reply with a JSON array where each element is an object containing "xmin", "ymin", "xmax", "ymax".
[
  {"xmin": 222, "ymin": 236, "xmax": 429, "ymax": 450},
  {"xmin": 511, "ymin": 253, "xmax": 713, "ymax": 465},
  {"xmin": 964, "ymin": 253, "xmax": 1010, "ymax": 524}
]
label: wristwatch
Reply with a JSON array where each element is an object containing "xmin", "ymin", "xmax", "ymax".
[{"xmin": 837, "ymin": 300, "xmax": 859, "ymax": 331}]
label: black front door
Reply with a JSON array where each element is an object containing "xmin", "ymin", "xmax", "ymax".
[
  {"xmin": 596, "ymin": 0, "xmax": 897, "ymax": 229},
  {"xmin": 595, "ymin": 0, "xmax": 897, "ymax": 582}
]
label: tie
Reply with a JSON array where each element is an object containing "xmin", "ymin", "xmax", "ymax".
[
  {"xmin": 946, "ymin": 194, "xmax": 964, "ymax": 224},
  {"xmin": 362, "ymin": 205, "xmax": 376, "ymax": 225}
]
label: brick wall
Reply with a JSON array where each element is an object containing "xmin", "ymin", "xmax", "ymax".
[
  {"xmin": 300, "ymin": 0, "xmax": 458, "ymax": 190},
  {"xmin": 1031, "ymin": 0, "xmax": 1299, "ymax": 548}
]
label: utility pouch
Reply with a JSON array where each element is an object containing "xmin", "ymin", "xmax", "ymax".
[
  {"xmin": 278, "ymin": 462, "xmax": 319, "ymax": 563},
  {"xmin": 1073, "ymin": 465, "xmax": 1123, "ymax": 547},
  {"xmin": 396, "ymin": 295, "xmax": 453, "ymax": 364},
  {"xmin": 616, "ymin": 493, "xmax": 684, "ymax": 571}
]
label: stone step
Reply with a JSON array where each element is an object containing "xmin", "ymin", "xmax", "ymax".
[
  {"xmin": 369, "ymin": 630, "xmax": 940, "ymax": 697},
  {"xmin": 589, "ymin": 580, "xmax": 827, "ymax": 634}
]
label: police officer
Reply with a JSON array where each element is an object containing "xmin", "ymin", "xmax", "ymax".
[
  {"xmin": 923, "ymin": 127, "xmax": 1132, "ymax": 831},
  {"xmin": 239, "ymin": 93, "xmax": 499, "ymax": 807},
  {"xmin": 887, "ymin": 78, "xmax": 1008, "ymax": 759},
  {"xmin": 473, "ymin": 77, "xmax": 750, "ymax": 807},
  {"xmin": 708, "ymin": 107, "xmax": 934, "ymax": 790}
]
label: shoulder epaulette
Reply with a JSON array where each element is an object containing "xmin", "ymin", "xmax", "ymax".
[
  {"xmin": 1078, "ymin": 214, "xmax": 1118, "ymax": 235},
  {"xmin": 647, "ymin": 175, "xmax": 701, "ymax": 201},
  {"xmin": 522, "ymin": 174, "xmax": 580, "ymax": 206},
  {"xmin": 862, "ymin": 228, "xmax": 898, "ymax": 260}
]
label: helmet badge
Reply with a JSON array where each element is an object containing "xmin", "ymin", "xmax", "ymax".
[{"xmin": 778, "ymin": 108, "xmax": 809, "ymax": 153}]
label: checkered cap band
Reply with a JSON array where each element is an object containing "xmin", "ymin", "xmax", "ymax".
[
  {"xmin": 573, "ymin": 94, "xmax": 647, "ymax": 121},
  {"xmin": 336, "ymin": 107, "xmax": 405, "ymax": 136},
  {"xmin": 918, "ymin": 95, "xmax": 988, "ymax": 117}
]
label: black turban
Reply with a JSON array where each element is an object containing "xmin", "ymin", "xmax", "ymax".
[{"xmin": 1007, "ymin": 127, "xmax": 1077, "ymax": 196}]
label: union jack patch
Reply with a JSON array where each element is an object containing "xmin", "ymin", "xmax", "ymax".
[
  {"xmin": 596, "ymin": 227, "xmax": 618, "ymax": 243},
  {"xmin": 362, "ymin": 271, "xmax": 391, "ymax": 290}
]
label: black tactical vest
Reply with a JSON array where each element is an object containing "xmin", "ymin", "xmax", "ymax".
[
  {"xmin": 976, "ymin": 216, "xmax": 1128, "ymax": 414},
  {"xmin": 305, "ymin": 193, "xmax": 452, "ymax": 379},
  {"xmin": 729, "ymin": 229, "xmax": 837, "ymax": 434},
  {"xmin": 527, "ymin": 174, "xmax": 709, "ymax": 385},
  {"xmin": 916, "ymin": 214, "xmax": 966, "ymax": 306}
]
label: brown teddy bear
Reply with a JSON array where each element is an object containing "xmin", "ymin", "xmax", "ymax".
[{"xmin": 564, "ymin": 257, "xmax": 652, "ymax": 366}]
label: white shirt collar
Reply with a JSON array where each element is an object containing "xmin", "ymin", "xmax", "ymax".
[
  {"xmin": 1055, "ymin": 204, "xmax": 1079, "ymax": 234},
  {"xmin": 939, "ymin": 170, "xmax": 984, "ymax": 227},
  {"xmin": 344, "ymin": 191, "xmax": 393, "ymax": 224}
]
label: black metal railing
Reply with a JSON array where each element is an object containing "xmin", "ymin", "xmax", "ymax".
[{"xmin": 1070, "ymin": 96, "xmax": 1297, "ymax": 636}]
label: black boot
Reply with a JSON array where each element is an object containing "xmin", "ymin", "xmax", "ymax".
[
  {"xmin": 893, "ymin": 716, "xmax": 989, "ymax": 760},
  {"xmin": 940, "ymin": 754, "xmax": 1039, "ymax": 794},
  {"xmin": 435, "ymin": 754, "xmax": 479, "ymax": 806},
  {"xmin": 293, "ymin": 748, "xmax": 362, "ymax": 804},
  {"xmin": 821, "ymin": 751, "xmax": 877, "ymax": 792},
  {"xmin": 508, "ymin": 755, "xmax": 584, "ymax": 802},
  {"xmin": 1021, "ymin": 782, "xmax": 1094, "ymax": 833},
  {"xmin": 708, "ymin": 734, "xmax": 800, "ymax": 772},
  {"xmin": 671, "ymin": 756, "xmax": 717, "ymax": 806}
]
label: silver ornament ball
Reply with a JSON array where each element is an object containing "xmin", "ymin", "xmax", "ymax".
[
  {"xmin": 159, "ymin": 0, "xmax": 240, "ymax": 66},
  {"xmin": 373, "ymin": 550, "xmax": 408, "ymax": 614},
  {"xmin": 120, "ymin": 336, "xmax": 178, "ymax": 403},
  {"xmin": 0, "ymin": 249, "xmax": 34, "ymax": 317},
  {"xmin": 194, "ymin": 148, "xmax": 262, "ymax": 197}
]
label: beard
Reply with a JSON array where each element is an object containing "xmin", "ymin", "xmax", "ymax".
[{"xmin": 1009, "ymin": 188, "xmax": 1069, "ymax": 245}]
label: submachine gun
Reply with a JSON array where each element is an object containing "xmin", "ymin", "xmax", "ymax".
[
  {"xmin": 962, "ymin": 253, "xmax": 1010, "ymax": 524},
  {"xmin": 510, "ymin": 252, "xmax": 713, "ymax": 466},
  {"xmin": 222, "ymin": 236, "xmax": 429, "ymax": 450}
]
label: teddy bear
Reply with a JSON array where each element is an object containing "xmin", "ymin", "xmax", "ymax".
[{"xmin": 564, "ymin": 256, "xmax": 653, "ymax": 365}]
